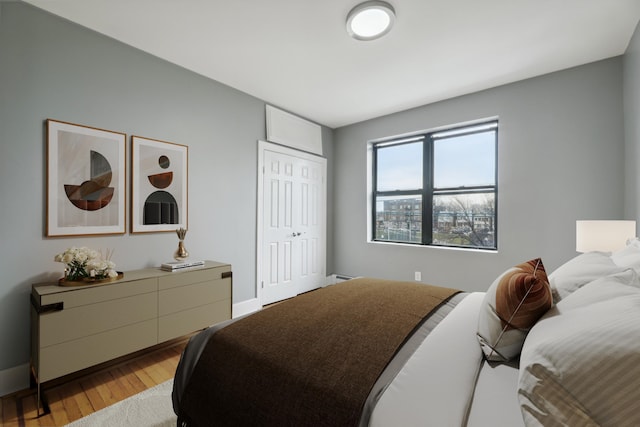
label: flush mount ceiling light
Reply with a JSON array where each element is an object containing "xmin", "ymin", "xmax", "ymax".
[{"xmin": 346, "ymin": 1, "xmax": 396, "ymax": 41}]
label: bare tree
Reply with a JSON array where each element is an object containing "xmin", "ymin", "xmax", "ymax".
[{"xmin": 449, "ymin": 194, "xmax": 494, "ymax": 247}]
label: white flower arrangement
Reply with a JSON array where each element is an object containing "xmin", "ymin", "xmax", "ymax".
[{"xmin": 54, "ymin": 247, "xmax": 117, "ymax": 281}]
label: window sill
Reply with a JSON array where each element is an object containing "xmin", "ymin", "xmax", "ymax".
[{"xmin": 368, "ymin": 239, "xmax": 498, "ymax": 254}]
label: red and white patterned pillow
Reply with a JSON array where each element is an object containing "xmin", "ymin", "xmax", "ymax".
[{"xmin": 477, "ymin": 258, "xmax": 553, "ymax": 362}]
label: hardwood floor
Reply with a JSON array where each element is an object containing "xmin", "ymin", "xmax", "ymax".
[{"xmin": 1, "ymin": 341, "xmax": 186, "ymax": 427}]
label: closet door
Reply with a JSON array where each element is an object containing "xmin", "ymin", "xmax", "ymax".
[{"xmin": 259, "ymin": 142, "xmax": 326, "ymax": 305}]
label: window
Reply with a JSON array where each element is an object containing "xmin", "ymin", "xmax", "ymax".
[{"xmin": 372, "ymin": 121, "xmax": 497, "ymax": 250}]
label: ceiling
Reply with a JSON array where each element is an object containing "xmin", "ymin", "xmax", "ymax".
[{"xmin": 20, "ymin": 0, "xmax": 640, "ymax": 129}]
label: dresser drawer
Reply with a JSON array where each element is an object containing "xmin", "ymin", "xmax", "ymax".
[
  {"xmin": 158, "ymin": 299, "xmax": 231, "ymax": 342},
  {"xmin": 39, "ymin": 319, "xmax": 157, "ymax": 382},
  {"xmin": 39, "ymin": 278, "xmax": 157, "ymax": 309},
  {"xmin": 158, "ymin": 277, "xmax": 231, "ymax": 316},
  {"xmin": 39, "ymin": 292, "xmax": 157, "ymax": 347},
  {"xmin": 158, "ymin": 265, "xmax": 232, "ymax": 290}
]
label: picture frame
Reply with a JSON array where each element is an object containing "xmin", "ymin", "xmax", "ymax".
[
  {"xmin": 131, "ymin": 135, "xmax": 188, "ymax": 233},
  {"xmin": 46, "ymin": 119, "xmax": 126, "ymax": 237}
]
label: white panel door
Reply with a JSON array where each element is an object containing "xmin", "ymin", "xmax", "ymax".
[{"xmin": 261, "ymin": 145, "xmax": 326, "ymax": 305}]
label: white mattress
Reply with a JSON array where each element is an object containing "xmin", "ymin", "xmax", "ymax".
[{"xmin": 370, "ymin": 292, "xmax": 524, "ymax": 426}]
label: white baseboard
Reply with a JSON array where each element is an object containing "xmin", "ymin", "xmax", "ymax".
[
  {"xmin": 0, "ymin": 363, "xmax": 29, "ymax": 397},
  {"xmin": 232, "ymin": 298, "xmax": 261, "ymax": 318}
]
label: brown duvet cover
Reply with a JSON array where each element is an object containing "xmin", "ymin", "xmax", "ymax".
[{"xmin": 173, "ymin": 277, "xmax": 460, "ymax": 426}]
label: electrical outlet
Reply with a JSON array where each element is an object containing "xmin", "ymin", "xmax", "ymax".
[{"xmin": 414, "ymin": 271, "xmax": 421, "ymax": 281}]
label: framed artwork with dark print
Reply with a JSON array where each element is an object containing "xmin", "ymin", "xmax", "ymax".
[{"xmin": 131, "ymin": 135, "xmax": 188, "ymax": 233}]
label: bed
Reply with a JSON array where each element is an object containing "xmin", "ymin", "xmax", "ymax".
[{"xmin": 172, "ymin": 244, "xmax": 640, "ymax": 427}]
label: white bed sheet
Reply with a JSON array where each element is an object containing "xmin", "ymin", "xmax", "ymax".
[
  {"xmin": 467, "ymin": 360, "xmax": 523, "ymax": 426},
  {"xmin": 370, "ymin": 292, "xmax": 524, "ymax": 427}
]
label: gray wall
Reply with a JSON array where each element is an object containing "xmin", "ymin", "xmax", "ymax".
[
  {"xmin": 624, "ymin": 21, "xmax": 640, "ymax": 220},
  {"xmin": 333, "ymin": 58, "xmax": 625, "ymax": 291},
  {"xmin": 0, "ymin": 0, "xmax": 634, "ymax": 391},
  {"xmin": 0, "ymin": 3, "xmax": 333, "ymax": 374}
]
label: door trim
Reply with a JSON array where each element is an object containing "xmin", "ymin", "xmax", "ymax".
[{"xmin": 256, "ymin": 140, "xmax": 327, "ymax": 306}]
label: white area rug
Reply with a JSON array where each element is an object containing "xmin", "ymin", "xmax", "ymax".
[{"xmin": 65, "ymin": 379, "xmax": 176, "ymax": 427}]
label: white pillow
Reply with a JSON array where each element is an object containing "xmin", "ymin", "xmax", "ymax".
[
  {"xmin": 518, "ymin": 270, "xmax": 640, "ymax": 427},
  {"xmin": 611, "ymin": 238, "xmax": 640, "ymax": 270},
  {"xmin": 555, "ymin": 268, "xmax": 640, "ymax": 307},
  {"xmin": 547, "ymin": 251, "xmax": 626, "ymax": 301}
]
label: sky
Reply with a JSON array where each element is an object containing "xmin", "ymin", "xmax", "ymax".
[{"xmin": 377, "ymin": 130, "xmax": 496, "ymax": 192}]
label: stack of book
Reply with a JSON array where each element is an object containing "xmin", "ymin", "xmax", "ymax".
[{"xmin": 161, "ymin": 260, "xmax": 205, "ymax": 271}]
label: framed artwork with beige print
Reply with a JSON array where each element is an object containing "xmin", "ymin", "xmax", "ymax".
[{"xmin": 46, "ymin": 119, "xmax": 126, "ymax": 237}]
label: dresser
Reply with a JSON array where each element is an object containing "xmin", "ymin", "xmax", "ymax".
[{"xmin": 30, "ymin": 260, "xmax": 231, "ymax": 410}]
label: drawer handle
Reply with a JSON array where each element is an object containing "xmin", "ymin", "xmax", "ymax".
[
  {"xmin": 221, "ymin": 271, "xmax": 232, "ymax": 279},
  {"xmin": 31, "ymin": 294, "xmax": 64, "ymax": 314}
]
